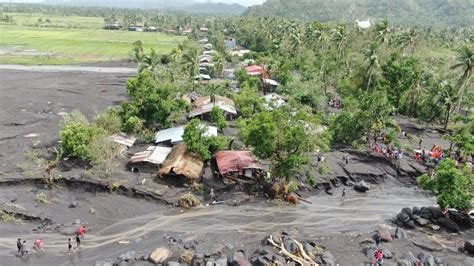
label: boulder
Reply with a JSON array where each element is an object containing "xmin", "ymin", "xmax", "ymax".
[
  {"xmin": 395, "ymin": 228, "xmax": 408, "ymax": 240},
  {"xmin": 180, "ymin": 250, "xmax": 194, "ymax": 264},
  {"xmin": 283, "ymin": 238, "xmax": 297, "ymax": 254},
  {"xmin": 400, "ymin": 251, "xmax": 419, "ymax": 265},
  {"xmin": 449, "ymin": 211, "xmax": 474, "ymax": 229},
  {"xmin": 396, "ymin": 212, "xmax": 410, "ymax": 223},
  {"xmin": 320, "ymin": 252, "xmax": 335, "ymax": 266},
  {"xmin": 382, "ymin": 248, "xmax": 393, "ymax": 259},
  {"xmin": 69, "ymin": 201, "xmax": 78, "ymax": 208},
  {"xmin": 404, "ymin": 220, "xmax": 416, "ymax": 229},
  {"xmin": 229, "ymin": 251, "xmax": 250, "ymax": 266},
  {"xmin": 418, "ymin": 252, "xmax": 435, "ymax": 266},
  {"xmin": 464, "ymin": 240, "xmax": 474, "ymax": 254},
  {"xmin": 184, "ymin": 240, "xmax": 198, "ymax": 249},
  {"xmin": 192, "ymin": 253, "xmax": 204, "ymax": 265},
  {"xmin": 117, "ymin": 250, "xmax": 136, "ymax": 262},
  {"xmin": 436, "ymin": 217, "xmax": 460, "ymax": 232},
  {"xmin": 401, "ymin": 208, "xmax": 413, "ymax": 219},
  {"xmin": 397, "ymin": 259, "xmax": 411, "ymax": 266},
  {"xmin": 413, "ymin": 215, "xmax": 429, "ymax": 226},
  {"xmin": 354, "ymin": 181, "xmax": 370, "ymax": 192},
  {"xmin": 149, "ymin": 247, "xmax": 172, "ymax": 264},
  {"xmin": 251, "ymin": 255, "xmax": 273, "ymax": 266},
  {"xmin": 412, "ymin": 207, "xmax": 421, "ymax": 215},
  {"xmin": 420, "ymin": 207, "xmax": 443, "ymax": 220},
  {"xmin": 377, "ymin": 226, "xmax": 393, "ymax": 242}
]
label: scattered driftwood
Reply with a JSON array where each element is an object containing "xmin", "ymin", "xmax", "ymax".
[{"xmin": 267, "ymin": 235, "xmax": 318, "ymax": 265}]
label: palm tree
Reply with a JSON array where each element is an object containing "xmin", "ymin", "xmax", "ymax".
[
  {"xmin": 451, "ymin": 45, "xmax": 473, "ymax": 114},
  {"xmin": 331, "ymin": 23, "xmax": 348, "ymax": 60},
  {"xmin": 138, "ymin": 49, "xmax": 161, "ymax": 74},
  {"xmin": 392, "ymin": 28, "xmax": 417, "ymax": 54},
  {"xmin": 373, "ymin": 18, "xmax": 390, "ymax": 45},
  {"xmin": 432, "ymin": 80, "xmax": 458, "ymax": 129},
  {"xmin": 364, "ymin": 43, "xmax": 379, "ymax": 91},
  {"xmin": 180, "ymin": 45, "xmax": 200, "ymax": 90},
  {"xmin": 132, "ymin": 40, "xmax": 144, "ymax": 62}
]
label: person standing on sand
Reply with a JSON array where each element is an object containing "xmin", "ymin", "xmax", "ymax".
[
  {"xmin": 17, "ymin": 238, "xmax": 21, "ymax": 253},
  {"xmin": 68, "ymin": 238, "xmax": 73, "ymax": 254},
  {"xmin": 374, "ymin": 232, "xmax": 382, "ymax": 248},
  {"xmin": 341, "ymin": 188, "xmax": 347, "ymax": 198},
  {"xmin": 20, "ymin": 240, "xmax": 28, "ymax": 257},
  {"xmin": 372, "ymin": 249, "xmax": 384, "ymax": 265},
  {"xmin": 75, "ymin": 233, "xmax": 81, "ymax": 248}
]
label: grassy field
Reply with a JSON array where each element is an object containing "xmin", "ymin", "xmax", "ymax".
[
  {"xmin": 3, "ymin": 12, "xmax": 106, "ymax": 29},
  {"xmin": 0, "ymin": 24, "xmax": 186, "ymax": 64}
]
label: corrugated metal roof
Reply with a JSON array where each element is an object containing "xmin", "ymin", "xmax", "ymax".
[
  {"xmin": 264, "ymin": 79, "xmax": 279, "ymax": 86},
  {"xmin": 130, "ymin": 146, "xmax": 172, "ymax": 165},
  {"xmin": 155, "ymin": 126, "xmax": 185, "ymax": 144},
  {"xmin": 188, "ymin": 102, "xmax": 237, "ymax": 118},
  {"xmin": 110, "ymin": 133, "xmax": 137, "ymax": 147}
]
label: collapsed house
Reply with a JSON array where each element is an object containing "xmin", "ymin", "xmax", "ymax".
[
  {"xmin": 214, "ymin": 151, "xmax": 264, "ymax": 184},
  {"xmin": 263, "ymin": 78, "xmax": 280, "ymax": 92},
  {"xmin": 155, "ymin": 124, "xmax": 217, "ymax": 146},
  {"xmin": 188, "ymin": 95, "xmax": 237, "ymax": 120},
  {"xmin": 110, "ymin": 133, "xmax": 137, "ymax": 149},
  {"xmin": 128, "ymin": 146, "xmax": 172, "ymax": 173},
  {"xmin": 263, "ymin": 93, "xmax": 287, "ymax": 109},
  {"xmin": 158, "ymin": 144, "xmax": 204, "ymax": 183}
]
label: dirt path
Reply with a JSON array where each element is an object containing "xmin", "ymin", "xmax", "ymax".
[{"xmin": 0, "ymin": 64, "xmax": 137, "ymax": 74}]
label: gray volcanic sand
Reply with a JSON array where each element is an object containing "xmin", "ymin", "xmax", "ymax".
[{"xmin": 0, "ymin": 66, "xmax": 472, "ymax": 265}]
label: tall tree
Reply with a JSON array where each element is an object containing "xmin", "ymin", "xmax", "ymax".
[
  {"xmin": 364, "ymin": 43, "xmax": 379, "ymax": 91},
  {"xmin": 451, "ymin": 45, "xmax": 473, "ymax": 114}
]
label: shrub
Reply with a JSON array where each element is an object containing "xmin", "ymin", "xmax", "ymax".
[
  {"xmin": 123, "ymin": 116, "xmax": 144, "ymax": 133},
  {"xmin": 60, "ymin": 122, "xmax": 106, "ymax": 160},
  {"xmin": 179, "ymin": 193, "xmax": 201, "ymax": 209},
  {"xmin": 85, "ymin": 136, "xmax": 122, "ymax": 178},
  {"xmin": 95, "ymin": 108, "xmax": 122, "ymax": 134}
]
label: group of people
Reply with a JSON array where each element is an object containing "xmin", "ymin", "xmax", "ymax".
[
  {"xmin": 16, "ymin": 225, "xmax": 87, "ymax": 257},
  {"xmin": 414, "ymin": 145, "xmax": 444, "ymax": 165},
  {"xmin": 372, "ymin": 233, "xmax": 384, "ymax": 266},
  {"xmin": 372, "ymin": 143, "xmax": 404, "ymax": 161}
]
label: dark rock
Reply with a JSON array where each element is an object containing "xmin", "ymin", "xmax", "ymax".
[
  {"xmin": 258, "ymin": 246, "xmax": 276, "ymax": 256},
  {"xmin": 354, "ymin": 181, "xmax": 370, "ymax": 192},
  {"xmin": 69, "ymin": 201, "xmax": 78, "ymax": 208},
  {"xmin": 420, "ymin": 207, "xmax": 443, "ymax": 220},
  {"xmin": 449, "ymin": 211, "xmax": 474, "ymax": 229},
  {"xmin": 325, "ymin": 189, "xmax": 334, "ymax": 195},
  {"xmin": 464, "ymin": 240, "xmax": 474, "ymax": 254},
  {"xmin": 412, "ymin": 207, "xmax": 421, "ymax": 215},
  {"xmin": 251, "ymin": 255, "xmax": 272, "ymax": 266},
  {"xmin": 346, "ymin": 181, "xmax": 354, "ymax": 186},
  {"xmin": 397, "ymin": 259, "xmax": 411, "ymax": 266},
  {"xmin": 184, "ymin": 240, "xmax": 198, "ymax": 249},
  {"xmin": 436, "ymin": 217, "xmax": 460, "ymax": 232},
  {"xmin": 283, "ymin": 238, "xmax": 297, "ymax": 254},
  {"xmin": 404, "ymin": 220, "xmax": 416, "ymax": 229},
  {"xmin": 229, "ymin": 251, "xmax": 250, "ymax": 266},
  {"xmin": 117, "ymin": 250, "xmax": 136, "ymax": 262},
  {"xmin": 418, "ymin": 252, "xmax": 434, "ymax": 266},
  {"xmin": 400, "ymin": 251, "xmax": 419, "ymax": 264},
  {"xmin": 139, "ymin": 252, "xmax": 149, "ymax": 261},
  {"xmin": 215, "ymin": 256, "xmax": 228, "ymax": 266},
  {"xmin": 382, "ymin": 248, "xmax": 393, "ymax": 259},
  {"xmin": 396, "ymin": 212, "xmax": 410, "ymax": 223},
  {"xmin": 401, "ymin": 208, "xmax": 413, "ymax": 218},
  {"xmin": 395, "ymin": 228, "xmax": 408, "ymax": 239},
  {"xmin": 320, "ymin": 252, "xmax": 335, "ymax": 266},
  {"xmin": 315, "ymin": 255, "xmax": 323, "ymax": 264},
  {"xmin": 303, "ymin": 243, "xmax": 314, "ymax": 254}
]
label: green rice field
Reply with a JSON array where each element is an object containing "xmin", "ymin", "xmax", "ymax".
[{"xmin": 0, "ymin": 24, "xmax": 185, "ymax": 64}]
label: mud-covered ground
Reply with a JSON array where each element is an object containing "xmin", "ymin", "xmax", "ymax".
[{"xmin": 0, "ymin": 65, "xmax": 472, "ymax": 265}]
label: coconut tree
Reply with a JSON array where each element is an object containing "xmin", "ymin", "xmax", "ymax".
[
  {"xmin": 451, "ymin": 45, "xmax": 473, "ymax": 114},
  {"xmin": 392, "ymin": 28, "xmax": 417, "ymax": 54},
  {"xmin": 373, "ymin": 18, "xmax": 390, "ymax": 46},
  {"xmin": 331, "ymin": 23, "xmax": 348, "ymax": 60},
  {"xmin": 180, "ymin": 44, "xmax": 200, "ymax": 90},
  {"xmin": 138, "ymin": 49, "xmax": 161, "ymax": 74},
  {"xmin": 364, "ymin": 43, "xmax": 380, "ymax": 91}
]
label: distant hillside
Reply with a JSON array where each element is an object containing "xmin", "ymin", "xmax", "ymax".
[
  {"xmin": 41, "ymin": 0, "xmax": 245, "ymax": 14},
  {"xmin": 244, "ymin": 0, "xmax": 474, "ymax": 27},
  {"xmin": 176, "ymin": 3, "xmax": 245, "ymax": 15}
]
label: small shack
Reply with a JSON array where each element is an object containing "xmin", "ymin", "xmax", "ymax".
[
  {"xmin": 188, "ymin": 96, "xmax": 238, "ymax": 121},
  {"xmin": 128, "ymin": 146, "xmax": 172, "ymax": 173},
  {"xmin": 263, "ymin": 79, "xmax": 280, "ymax": 92},
  {"xmin": 215, "ymin": 151, "xmax": 264, "ymax": 184},
  {"xmin": 245, "ymin": 65, "xmax": 265, "ymax": 76},
  {"xmin": 158, "ymin": 144, "xmax": 204, "ymax": 184}
]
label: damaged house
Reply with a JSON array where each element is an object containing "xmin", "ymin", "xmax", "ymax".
[
  {"xmin": 214, "ymin": 151, "xmax": 264, "ymax": 184},
  {"xmin": 158, "ymin": 144, "xmax": 204, "ymax": 184},
  {"xmin": 128, "ymin": 146, "xmax": 172, "ymax": 173},
  {"xmin": 188, "ymin": 95, "xmax": 237, "ymax": 121},
  {"xmin": 155, "ymin": 124, "xmax": 218, "ymax": 146}
]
